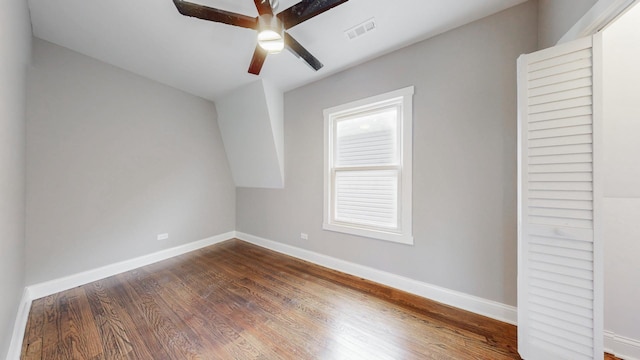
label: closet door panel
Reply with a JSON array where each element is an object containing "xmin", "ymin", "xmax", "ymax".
[{"xmin": 517, "ymin": 36, "xmax": 602, "ymax": 360}]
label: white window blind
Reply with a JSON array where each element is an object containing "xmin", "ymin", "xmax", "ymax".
[
  {"xmin": 335, "ymin": 108, "xmax": 398, "ymax": 167},
  {"xmin": 323, "ymin": 86, "xmax": 413, "ymax": 244}
]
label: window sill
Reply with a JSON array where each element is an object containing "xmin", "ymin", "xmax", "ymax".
[{"xmin": 322, "ymin": 222, "xmax": 414, "ymax": 245}]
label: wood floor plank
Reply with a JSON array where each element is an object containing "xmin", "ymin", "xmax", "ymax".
[
  {"xmin": 165, "ymin": 254, "xmax": 313, "ymax": 359},
  {"xmin": 57, "ymin": 287, "xmax": 103, "ymax": 360},
  {"xmin": 605, "ymin": 353, "xmax": 624, "ymax": 360},
  {"xmin": 83, "ymin": 279, "xmax": 136, "ymax": 359},
  {"xmin": 93, "ymin": 275, "xmax": 160, "ymax": 359},
  {"xmin": 22, "ymin": 298, "xmax": 45, "ymax": 360},
  {"xmin": 22, "ymin": 239, "xmax": 531, "ymax": 359},
  {"xmin": 20, "ymin": 304, "xmax": 33, "ymax": 358},
  {"xmin": 120, "ymin": 269, "xmax": 205, "ymax": 359},
  {"xmin": 41, "ymin": 293, "xmax": 73, "ymax": 359},
  {"xmin": 125, "ymin": 265, "xmax": 239, "ymax": 359}
]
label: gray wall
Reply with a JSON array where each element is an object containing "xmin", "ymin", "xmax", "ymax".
[
  {"xmin": 0, "ymin": 0, "xmax": 31, "ymax": 356},
  {"xmin": 538, "ymin": 0, "xmax": 598, "ymax": 49},
  {"xmin": 26, "ymin": 39, "xmax": 236, "ymax": 285},
  {"xmin": 237, "ymin": 1, "xmax": 537, "ymax": 306},
  {"xmin": 602, "ymin": 2, "xmax": 640, "ymax": 349}
]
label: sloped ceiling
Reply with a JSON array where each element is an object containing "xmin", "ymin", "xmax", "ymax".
[
  {"xmin": 215, "ymin": 80, "xmax": 284, "ymax": 188},
  {"xmin": 27, "ymin": 0, "xmax": 527, "ymax": 100}
]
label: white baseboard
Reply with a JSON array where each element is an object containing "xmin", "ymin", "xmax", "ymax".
[
  {"xmin": 6, "ymin": 288, "xmax": 33, "ymax": 360},
  {"xmin": 605, "ymin": 330, "xmax": 640, "ymax": 360},
  {"xmin": 236, "ymin": 232, "xmax": 517, "ymax": 325},
  {"xmin": 27, "ymin": 231, "xmax": 235, "ymax": 301}
]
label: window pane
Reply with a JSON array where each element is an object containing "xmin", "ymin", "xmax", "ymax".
[
  {"xmin": 334, "ymin": 170, "xmax": 398, "ymax": 229},
  {"xmin": 335, "ymin": 107, "xmax": 398, "ymax": 167}
]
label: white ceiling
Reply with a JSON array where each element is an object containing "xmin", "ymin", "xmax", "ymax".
[{"xmin": 28, "ymin": 0, "xmax": 527, "ymax": 100}]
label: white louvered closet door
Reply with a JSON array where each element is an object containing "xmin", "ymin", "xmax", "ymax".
[{"xmin": 517, "ymin": 36, "xmax": 603, "ymax": 360}]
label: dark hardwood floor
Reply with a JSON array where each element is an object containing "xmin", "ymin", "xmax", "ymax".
[
  {"xmin": 18, "ymin": 239, "xmax": 612, "ymax": 359},
  {"xmin": 605, "ymin": 354, "xmax": 624, "ymax": 360}
]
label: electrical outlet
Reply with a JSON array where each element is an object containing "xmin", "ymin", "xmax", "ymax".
[
  {"xmin": 157, "ymin": 233, "xmax": 169, "ymax": 241},
  {"xmin": 300, "ymin": 233, "xmax": 308, "ymax": 240}
]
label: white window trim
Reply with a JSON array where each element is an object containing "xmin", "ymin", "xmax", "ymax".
[{"xmin": 323, "ymin": 86, "xmax": 414, "ymax": 245}]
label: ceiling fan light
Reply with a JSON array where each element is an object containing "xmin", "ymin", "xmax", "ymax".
[
  {"xmin": 257, "ymin": 14, "xmax": 284, "ymax": 54},
  {"xmin": 258, "ymin": 31, "xmax": 284, "ymax": 53}
]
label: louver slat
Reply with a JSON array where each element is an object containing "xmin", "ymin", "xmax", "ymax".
[
  {"xmin": 529, "ymin": 182, "xmax": 593, "ymax": 191},
  {"xmin": 529, "ymin": 191, "xmax": 592, "ymax": 202},
  {"xmin": 528, "ymin": 143, "xmax": 592, "ymax": 157},
  {"xmin": 528, "ymin": 48, "xmax": 592, "ymax": 71},
  {"xmin": 529, "ymin": 163, "xmax": 593, "ymax": 173},
  {"xmin": 528, "ymin": 125, "xmax": 592, "ymax": 139},
  {"xmin": 528, "ymin": 153, "xmax": 592, "ymax": 165},
  {"xmin": 529, "ymin": 302, "xmax": 593, "ymax": 327},
  {"xmin": 528, "ymin": 96, "xmax": 592, "ymax": 114},
  {"xmin": 529, "ymin": 198, "xmax": 592, "ymax": 210},
  {"xmin": 528, "ymin": 68, "xmax": 592, "ymax": 89},
  {"xmin": 528, "ymin": 172, "xmax": 592, "ymax": 182},
  {"xmin": 529, "ymin": 87, "xmax": 592, "ymax": 106},
  {"xmin": 529, "ymin": 77, "xmax": 593, "ymax": 97},
  {"xmin": 518, "ymin": 36, "xmax": 600, "ymax": 360},
  {"xmin": 528, "ymin": 116, "xmax": 592, "ymax": 131}
]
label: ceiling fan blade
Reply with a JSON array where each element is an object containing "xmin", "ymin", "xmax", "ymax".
[
  {"xmin": 277, "ymin": 0, "xmax": 349, "ymax": 29},
  {"xmin": 253, "ymin": 0, "xmax": 273, "ymax": 15},
  {"xmin": 248, "ymin": 45, "xmax": 268, "ymax": 75},
  {"xmin": 173, "ymin": 0, "xmax": 257, "ymax": 29},
  {"xmin": 284, "ymin": 32, "xmax": 323, "ymax": 71}
]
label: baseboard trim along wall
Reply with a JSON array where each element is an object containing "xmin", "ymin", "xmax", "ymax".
[
  {"xmin": 27, "ymin": 231, "xmax": 235, "ymax": 300},
  {"xmin": 236, "ymin": 232, "xmax": 518, "ymax": 325},
  {"xmin": 605, "ymin": 330, "xmax": 640, "ymax": 360}
]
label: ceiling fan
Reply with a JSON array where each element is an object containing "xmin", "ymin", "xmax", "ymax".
[{"xmin": 172, "ymin": 0, "xmax": 350, "ymax": 75}]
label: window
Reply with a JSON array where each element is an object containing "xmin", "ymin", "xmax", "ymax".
[{"xmin": 323, "ymin": 86, "xmax": 413, "ymax": 244}]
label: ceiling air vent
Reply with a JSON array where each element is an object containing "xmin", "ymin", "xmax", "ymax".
[{"xmin": 345, "ymin": 18, "xmax": 376, "ymax": 40}]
